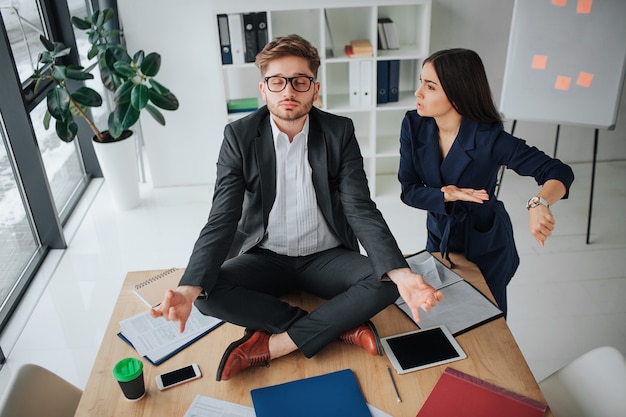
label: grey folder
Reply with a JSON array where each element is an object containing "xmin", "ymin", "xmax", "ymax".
[{"xmin": 396, "ymin": 251, "xmax": 503, "ymax": 336}]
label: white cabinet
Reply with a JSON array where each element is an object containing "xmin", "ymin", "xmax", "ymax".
[{"xmin": 215, "ymin": 0, "xmax": 431, "ymax": 195}]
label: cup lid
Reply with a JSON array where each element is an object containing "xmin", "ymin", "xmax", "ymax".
[{"xmin": 112, "ymin": 357, "xmax": 143, "ymax": 382}]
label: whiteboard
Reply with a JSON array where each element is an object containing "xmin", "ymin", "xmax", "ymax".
[{"xmin": 499, "ymin": 0, "xmax": 626, "ymax": 129}]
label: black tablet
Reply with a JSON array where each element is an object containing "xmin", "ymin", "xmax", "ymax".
[{"xmin": 381, "ymin": 325, "xmax": 466, "ymax": 374}]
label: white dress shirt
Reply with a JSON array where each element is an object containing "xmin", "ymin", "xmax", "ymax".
[{"xmin": 259, "ymin": 116, "xmax": 341, "ymax": 256}]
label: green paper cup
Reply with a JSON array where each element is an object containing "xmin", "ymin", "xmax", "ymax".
[{"xmin": 112, "ymin": 357, "xmax": 145, "ymax": 401}]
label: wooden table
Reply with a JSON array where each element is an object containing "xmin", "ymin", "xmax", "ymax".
[{"xmin": 74, "ymin": 253, "xmax": 553, "ymax": 417}]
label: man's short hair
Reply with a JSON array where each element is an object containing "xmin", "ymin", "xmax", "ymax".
[{"xmin": 255, "ymin": 34, "xmax": 321, "ymax": 77}]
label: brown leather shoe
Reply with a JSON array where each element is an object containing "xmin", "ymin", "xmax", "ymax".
[
  {"xmin": 338, "ymin": 321, "xmax": 382, "ymax": 356},
  {"xmin": 216, "ymin": 329, "xmax": 271, "ymax": 381}
]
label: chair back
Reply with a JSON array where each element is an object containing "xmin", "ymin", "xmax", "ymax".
[
  {"xmin": 539, "ymin": 346, "xmax": 626, "ymax": 417},
  {"xmin": 0, "ymin": 363, "xmax": 82, "ymax": 417}
]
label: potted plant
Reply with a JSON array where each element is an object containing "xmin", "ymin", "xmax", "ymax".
[{"xmin": 31, "ymin": 8, "xmax": 179, "ymax": 209}]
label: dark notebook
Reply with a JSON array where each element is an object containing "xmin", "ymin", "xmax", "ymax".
[{"xmin": 251, "ymin": 369, "xmax": 372, "ymax": 417}]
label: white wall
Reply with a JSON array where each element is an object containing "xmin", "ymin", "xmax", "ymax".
[
  {"xmin": 117, "ymin": 0, "xmax": 226, "ymax": 186},
  {"xmin": 117, "ymin": 0, "xmax": 626, "ymax": 186}
]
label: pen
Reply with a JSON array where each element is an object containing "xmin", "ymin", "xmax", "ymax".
[{"xmin": 386, "ymin": 366, "xmax": 401, "ymax": 402}]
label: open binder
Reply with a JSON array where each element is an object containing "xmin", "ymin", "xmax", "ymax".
[{"xmin": 396, "ymin": 251, "xmax": 503, "ymax": 335}]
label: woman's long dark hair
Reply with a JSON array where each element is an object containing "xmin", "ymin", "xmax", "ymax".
[{"xmin": 425, "ymin": 48, "xmax": 502, "ymax": 124}]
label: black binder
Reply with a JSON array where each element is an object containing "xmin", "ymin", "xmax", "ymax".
[
  {"xmin": 254, "ymin": 12, "xmax": 268, "ymax": 54},
  {"xmin": 377, "ymin": 60, "xmax": 389, "ymax": 104},
  {"xmin": 217, "ymin": 14, "xmax": 232, "ymax": 65},
  {"xmin": 243, "ymin": 13, "xmax": 257, "ymax": 63},
  {"xmin": 388, "ymin": 59, "xmax": 400, "ymax": 102}
]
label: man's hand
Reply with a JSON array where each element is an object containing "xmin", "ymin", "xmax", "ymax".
[
  {"xmin": 150, "ymin": 285, "xmax": 202, "ymax": 333},
  {"xmin": 387, "ymin": 268, "xmax": 443, "ymax": 323}
]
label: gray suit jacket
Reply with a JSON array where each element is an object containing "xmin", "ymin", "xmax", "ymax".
[{"xmin": 180, "ymin": 106, "xmax": 408, "ymax": 292}]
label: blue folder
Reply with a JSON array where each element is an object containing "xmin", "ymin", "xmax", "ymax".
[{"xmin": 251, "ymin": 369, "xmax": 372, "ymax": 417}]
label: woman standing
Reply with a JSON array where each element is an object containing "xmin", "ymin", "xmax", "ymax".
[{"xmin": 398, "ymin": 48, "xmax": 574, "ymax": 316}]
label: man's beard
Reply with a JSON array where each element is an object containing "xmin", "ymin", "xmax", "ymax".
[{"xmin": 268, "ymin": 97, "xmax": 314, "ymax": 122}]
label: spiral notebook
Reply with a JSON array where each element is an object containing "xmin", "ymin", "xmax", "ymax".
[{"xmin": 133, "ymin": 268, "xmax": 185, "ymax": 307}]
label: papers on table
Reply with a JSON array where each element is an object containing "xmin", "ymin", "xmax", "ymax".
[
  {"xmin": 119, "ymin": 305, "xmax": 222, "ymax": 365},
  {"xmin": 183, "ymin": 394, "xmax": 394, "ymax": 417}
]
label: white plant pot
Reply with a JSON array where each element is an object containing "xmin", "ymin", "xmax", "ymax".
[{"xmin": 92, "ymin": 132, "xmax": 140, "ymax": 210}]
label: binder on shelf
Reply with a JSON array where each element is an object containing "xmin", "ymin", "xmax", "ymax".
[
  {"xmin": 242, "ymin": 13, "xmax": 257, "ymax": 63},
  {"xmin": 416, "ymin": 367, "xmax": 547, "ymax": 416},
  {"xmin": 133, "ymin": 268, "xmax": 184, "ymax": 308},
  {"xmin": 377, "ymin": 60, "xmax": 389, "ymax": 104},
  {"xmin": 227, "ymin": 13, "xmax": 245, "ymax": 65},
  {"xmin": 381, "ymin": 17, "xmax": 399, "ymax": 49},
  {"xmin": 251, "ymin": 369, "xmax": 372, "ymax": 417},
  {"xmin": 217, "ymin": 14, "xmax": 232, "ymax": 65},
  {"xmin": 254, "ymin": 12, "xmax": 268, "ymax": 54},
  {"xmin": 388, "ymin": 59, "xmax": 400, "ymax": 102},
  {"xmin": 360, "ymin": 60, "xmax": 372, "ymax": 106},
  {"xmin": 377, "ymin": 19, "xmax": 389, "ymax": 50},
  {"xmin": 227, "ymin": 97, "xmax": 259, "ymax": 113},
  {"xmin": 349, "ymin": 60, "xmax": 361, "ymax": 106}
]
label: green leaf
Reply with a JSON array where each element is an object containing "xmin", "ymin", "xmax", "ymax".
[
  {"xmin": 107, "ymin": 112, "xmax": 123, "ymax": 139},
  {"xmin": 65, "ymin": 67, "xmax": 94, "ymax": 81},
  {"xmin": 51, "ymin": 65, "xmax": 66, "ymax": 82},
  {"xmin": 109, "ymin": 102, "xmax": 140, "ymax": 135},
  {"xmin": 133, "ymin": 50, "xmax": 144, "ymax": 66},
  {"xmin": 148, "ymin": 90, "xmax": 179, "ymax": 111},
  {"xmin": 39, "ymin": 35, "xmax": 54, "ymax": 51},
  {"xmin": 131, "ymin": 84, "xmax": 149, "ymax": 110},
  {"xmin": 102, "ymin": 8, "xmax": 115, "ymax": 24},
  {"xmin": 43, "ymin": 110, "xmax": 52, "ymax": 130},
  {"xmin": 71, "ymin": 87, "xmax": 103, "ymax": 107},
  {"xmin": 71, "ymin": 16, "xmax": 91, "ymax": 30},
  {"xmin": 95, "ymin": 10, "xmax": 105, "ymax": 27},
  {"xmin": 104, "ymin": 47, "xmax": 131, "ymax": 75},
  {"xmin": 140, "ymin": 53, "xmax": 161, "ymax": 77},
  {"xmin": 144, "ymin": 103, "xmax": 166, "ymax": 126},
  {"xmin": 112, "ymin": 61, "xmax": 137, "ymax": 78},
  {"xmin": 55, "ymin": 117, "xmax": 78, "ymax": 142},
  {"xmin": 114, "ymin": 80, "xmax": 134, "ymax": 103},
  {"xmin": 51, "ymin": 46, "xmax": 71, "ymax": 59},
  {"xmin": 47, "ymin": 86, "xmax": 70, "ymax": 120},
  {"xmin": 87, "ymin": 44, "xmax": 99, "ymax": 60},
  {"xmin": 148, "ymin": 79, "xmax": 170, "ymax": 95}
]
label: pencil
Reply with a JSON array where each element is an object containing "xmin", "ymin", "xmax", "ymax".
[{"xmin": 386, "ymin": 366, "xmax": 401, "ymax": 402}]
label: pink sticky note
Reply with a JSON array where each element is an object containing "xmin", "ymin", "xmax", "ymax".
[
  {"xmin": 552, "ymin": 0, "xmax": 567, "ymax": 6},
  {"xmin": 577, "ymin": 72, "xmax": 594, "ymax": 87},
  {"xmin": 532, "ymin": 55, "xmax": 548, "ymax": 70},
  {"xmin": 577, "ymin": 0, "xmax": 592, "ymax": 13},
  {"xmin": 555, "ymin": 76, "xmax": 571, "ymax": 91}
]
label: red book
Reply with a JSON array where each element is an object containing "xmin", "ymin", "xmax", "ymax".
[{"xmin": 416, "ymin": 367, "xmax": 547, "ymax": 417}]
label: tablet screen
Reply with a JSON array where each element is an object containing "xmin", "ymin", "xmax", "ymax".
[{"xmin": 381, "ymin": 326, "xmax": 466, "ymax": 374}]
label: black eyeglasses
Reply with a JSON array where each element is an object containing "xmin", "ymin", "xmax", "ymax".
[{"xmin": 264, "ymin": 76, "xmax": 316, "ymax": 92}]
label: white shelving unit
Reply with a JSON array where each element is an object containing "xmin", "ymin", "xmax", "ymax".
[{"xmin": 215, "ymin": 0, "xmax": 431, "ymax": 195}]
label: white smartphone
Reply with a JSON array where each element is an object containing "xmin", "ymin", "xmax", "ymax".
[{"xmin": 155, "ymin": 363, "xmax": 201, "ymax": 390}]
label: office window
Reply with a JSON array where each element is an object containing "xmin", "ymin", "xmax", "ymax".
[
  {"xmin": 0, "ymin": 1, "xmax": 46, "ymax": 84},
  {"xmin": 0, "ymin": 116, "xmax": 40, "ymax": 317},
  {"xmin": 31, "ymin": 99, "xmax": 87, "ymax": 216}
]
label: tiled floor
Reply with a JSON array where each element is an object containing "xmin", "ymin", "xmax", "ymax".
[{"xmin": 1, "ymin": 160, "xmax": 625, "ymax": 398}]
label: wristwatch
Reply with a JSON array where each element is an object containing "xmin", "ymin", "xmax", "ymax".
[
  {"xmin": 197, "ymin": 290, "xmax": 209, "ymax": 300},
  {"xmin": 526, "ymin": 196, "xmax": 549, "ymax": 210}
]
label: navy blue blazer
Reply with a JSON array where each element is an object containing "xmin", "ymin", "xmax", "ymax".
[
  {"xmin": 398, "ymin": 111, "xmax": 574, "ymax": 292},
  {"xmin": 180, "ymin": 106, "xmax": 408, "ymax": 293}
]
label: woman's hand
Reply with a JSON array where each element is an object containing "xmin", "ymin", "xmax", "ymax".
[
  {"xmin": 441, "ymin": 185, "xmax": 489, "ymax": 204},
  {"xmin": 528, "ymin": 205, "xmax": 555, "ymax": 246}
]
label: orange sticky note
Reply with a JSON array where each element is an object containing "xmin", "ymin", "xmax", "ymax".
[
  {"xmin": 555, "ymin": 75, "xmax": 571, "ymax": 91},
  {"xmin": 552, "ymin": 0, "xmax": 567, "ymax": 6},
  {"xmin": 577, "ymin": 0, "xmax": 592, "ymax": 13},
  {"xmin": 532, "ymin": 55, "xmax": 548, "ymax": 70},
  {"xmin": 577, "ymin": 72, "xmax": 594, "ymax": 87}
]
